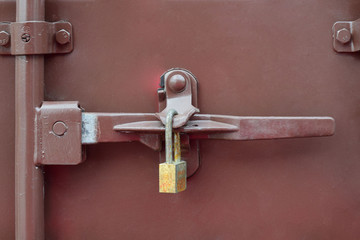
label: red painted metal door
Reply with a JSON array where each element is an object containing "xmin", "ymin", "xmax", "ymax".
[{"xmin": 1, "ymin": 0, "xmax": 360, "ymax": 239}]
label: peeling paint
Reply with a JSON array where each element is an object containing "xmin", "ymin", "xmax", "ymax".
[{"xmin": 81, "ymin": 113, "xmax": 98, "ymax": 144}]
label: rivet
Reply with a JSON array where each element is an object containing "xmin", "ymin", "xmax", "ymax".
[
  {"xmin": 52, "ymin": 121, "xmax": 68, "ymax": 136},
  {"xmin": 168, "ymin": 74, "xmax": 186, "ymax": 93}
]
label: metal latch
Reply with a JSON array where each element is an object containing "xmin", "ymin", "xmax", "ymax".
[
  {"xmin": 0, "ymin": 21, "xmax": 73, "ymax": 55},
  {"xmin": 35, "ymin": 68, "xmax": 335, "ymax": 179}
]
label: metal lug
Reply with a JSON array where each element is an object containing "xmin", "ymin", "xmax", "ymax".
[
  {"xmin": 0, "ymin": 21, "xmax": 73, "ymax": 55},
  {"xmin": 332, "ymin": 19, "xmax": 360, "ymax": 53},
  {"xmin": 155, "ymin": 69, "xmax": 199, "ymax": 128}
]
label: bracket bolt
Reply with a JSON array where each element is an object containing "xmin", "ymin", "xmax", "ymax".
[
  {"xmin": 21, "ymin": 33, "xmax": 31, "ymax": 43},
  {"xmin": 336, "ymin": 28, "xmax": 352, "ymax": 44},
  {"xmin": 55, "ymin": 29, "xmax": 71, "ymax": 45},
  {"xmin": 52, "ymin": 121, "xmax": 68, "ymax": 136},
  {"xmin": 0, "ymin": 31, "xmax": 10, "ymax": 46},
  {"xmin": 168, "ymin": 74, "xmax": 186, "ymax": 93}
]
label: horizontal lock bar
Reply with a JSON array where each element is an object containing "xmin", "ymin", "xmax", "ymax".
[
  {"xmin": 84, "ymin": 112, "xmax": 335, "ymax": 143},
  {"xmin": 35, "ymin": 101, "xmax": 335, "ymax": 165}
]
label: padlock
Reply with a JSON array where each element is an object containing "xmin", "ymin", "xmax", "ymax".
[{"xmin": 159, "ymin": 109, "xmax": 187, "ymax": 193}]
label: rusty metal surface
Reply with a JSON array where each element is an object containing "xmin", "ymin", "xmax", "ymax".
[
  {"xmin": 40, "ymin": 1, "xmax": 360, "ymax": 239},
  {"xmin": 159, "ymin": 161, "xmax": 187, "ymax": 193},
  {"xmin": 0, "ymin": 21, "xmax": 73, "ymax": 55},
  {"xmin": 35, "ymin": 101, "xmax": 82, "ymax": 165},
  {"xmin": 165, "ymin": 109, "xmax": 177, "ymax": 164}
]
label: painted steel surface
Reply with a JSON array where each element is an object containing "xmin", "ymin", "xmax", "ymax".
[{"xmin": 1, "ymin": 0, "xmax": 360, "ymax": 239}]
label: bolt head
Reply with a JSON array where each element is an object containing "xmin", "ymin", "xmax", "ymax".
[
  {"xmin": 0, "ymin": 31, "xmax": 10, "ymax": 46},
  {"xmin": 52, "ymin": 121, "xmax": 68, "ymax": 136},
  {"xmin": 168, "ymin": 74, "xmax": 186, "ymax": 93},
  {"xmin": 56, "ymin": 29, "xmax": 71, "ymax": 45},
  {"xmin": 336, "ymin": 28, "xmax": 352, "ymax": 44}
]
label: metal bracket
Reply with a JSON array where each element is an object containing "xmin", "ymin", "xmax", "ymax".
[
  {"xmin": 156, "ymin": 69, "xmax": 199, "ymax": 128},
  {"xmin": 332, "ymin": 18, "xmax": 360, "ymax": 53},
  {"xmin": 157, "ymin": 69, "xmax": 200, "ymax": 176},
  {"xmin": 0, "ymin": 21, "xmax": 73, "ymax": 55},
  {"xmin": 35, "ymin": 101, "xmax": 83, "ymax": 165}
]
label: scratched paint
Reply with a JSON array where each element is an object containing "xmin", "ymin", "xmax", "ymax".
[{"xmin": 81, "ymin": 113, "xmax": 98, "ymax": 144}]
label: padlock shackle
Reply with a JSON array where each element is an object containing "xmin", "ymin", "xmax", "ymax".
[
  {"xmin": 165, "ymin": 109, "xmax": 178, "ymax": 163},
  {"xmin": 174, "ymin": 132, "xmax": 181, "ymax": 163}
]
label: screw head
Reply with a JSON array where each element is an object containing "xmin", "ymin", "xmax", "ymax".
[
  {"xmin": 21, "ymin": 33, "xmax": 30, "ymax": 43},
  {"xmin": 336, "ymin": 28, "xmax": 352, "ymax": 44},
  {"xmin": 168, "ymin": 74, "xmax": 186, "ymax": 93},
  {"xmin": 55, "ymin": 29, "xmax": 71, "ymax": 45},
  {"xmin": 52, "ymin": 121, "xmax": 68, "ymax": 136},
  {"xmin": 0, "ymin": 31, "xmax": 10, "ymax": 46}
]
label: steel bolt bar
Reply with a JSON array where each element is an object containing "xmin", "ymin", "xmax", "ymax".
[
  {"xmin": 80, "ymin": 113, "xmax": 335, "ymax": 147},
  {"xmin": 15, "ymin": 0, "xmax": 45, "ymax": 239}
]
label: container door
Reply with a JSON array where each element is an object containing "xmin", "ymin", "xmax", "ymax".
[{"xmin": 1, "ymin": 0, "xmax": 360, "ymax": 239}]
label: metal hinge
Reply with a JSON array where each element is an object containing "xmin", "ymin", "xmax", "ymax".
[{"xmin": 0, "ymin": 21, "xmax": 73, "ymax": 55}]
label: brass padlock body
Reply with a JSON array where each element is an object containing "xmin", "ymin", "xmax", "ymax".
[{"xmin": 159, "ymin": 161, "xmax": 186, "ymax": 193}]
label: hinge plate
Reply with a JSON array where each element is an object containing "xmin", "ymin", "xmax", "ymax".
[{"xmin": 0, "ymin": 21, "xmax": 73, "ymax": 55}]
